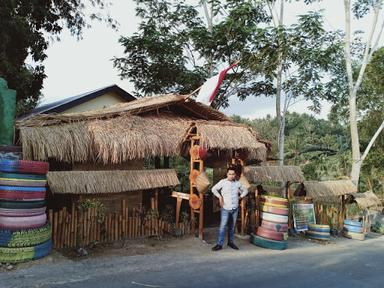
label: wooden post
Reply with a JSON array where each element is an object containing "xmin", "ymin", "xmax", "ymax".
[{"xmin": 176, "ymin": 197, "xmax": 182, "ymax": 227}]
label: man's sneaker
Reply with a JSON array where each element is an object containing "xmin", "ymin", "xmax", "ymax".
[
  {"xmin": 211, "ymin": 244, "xmax": 222, "ymax": 251},
  {"xmin": 228, "ymin": 242, "xmax": 239, "ymax": 250}
]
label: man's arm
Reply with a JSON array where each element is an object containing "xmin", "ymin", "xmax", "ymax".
[
  {"xmin": 239, "ymin": 183, "xmax": 249, "ymax": 199},
  {"xmin": 211, "ymin": 179, "xmax": 224, "ymax": 198}
]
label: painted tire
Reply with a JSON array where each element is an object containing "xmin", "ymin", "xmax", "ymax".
[
  {"xmin": 0, "ymin": 160, "xmax": 49, "ymax": 175},
  {"xmin": 250, "ymin": 233, "xmax": 287, "ymax": 250},
  {"xmin": 259, "ymin": 202, "xmax": 288, "ymax": 208},
  {"xmin": 343, "ymin": 224, "xmax": 363, "ymax": 233},
  {"xmin": 344, "ymin": 219, "xmax": 363, "ymax": 227},
  {"xmin": 256, "ymin": 226, "xmax": 287, "ymax": 241},
  {"xmin": 260, "ymin": 195, "xmax": 288, "ymax": 207},
  {"xmin": 306, "ymin": 230, "xmax": 330, "ymax": 241},
  {"xmin": 0, "ymin": 207, "xmax": 46, "ymax": 217},
  {"xmin": 260, "ymin": 205, "xmax": 289, "ymax": 216},
  {"xmin": 0, "ymin": 178, "xmax": 47, "ymax": 187},
  {"xmin": 0, "ymin": 191, "xmax": 46, "ymax": 201},
  {"xmin": 343, "ymin": 230, "xmax": 365, "ymax": 241},
  {"xmin": 0, "ymin": 239, "xmax": 52, "ymax": 263},
  {"xmin": 0, "ymin": 200, "xmax": 46, "ymax": 209},
  {"xmin": 0, "ymin": 224, "xmax": 51, "ymax": 247},
  {"xmin": 261, "ymin": 220, "xmax": 288, "ymax": 232},
  {"xmin": 308, "ymin": 224, "xmax": 330, "ymax": 233},
  {"xmin": 261, "ymin": 212, "xmax": 288, "ymax": 224},
  {"xmin": 0, "ymin": 214, "xmax": 47, "ymax": 230},
  {"xmin": 0, "ymin": 172, "xmax": 47, "ymax": 181}
]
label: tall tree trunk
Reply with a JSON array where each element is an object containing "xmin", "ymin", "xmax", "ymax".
[{"xmin": 276, "ymin": 0, "xmax": 284, "ymax": 167}]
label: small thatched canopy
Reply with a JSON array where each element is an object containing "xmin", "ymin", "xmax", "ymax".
[
  {"xmin": 244, "ymin": 166, "xmax": 305, "ymax": 183},
  {"xmin": 304, "ymin": 180, "xmax": 357, "ymax": 202},
  {"xmin": 47, "ymin": 169, "xmax": 180, "ymax": 194},
  {"xmin": 17, "ymin": 94, "xmax": 267, "ymax": 163},
  {"xmin": 350, "ymin": 191, "xmax": 383, "ymax": 210}
]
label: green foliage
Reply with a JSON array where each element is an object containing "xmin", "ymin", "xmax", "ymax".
[
  {"xmin": 78, "ymin": 199, "xmax": 106, "ymax": 223},
  {"xmin": 0, "ymin": 0, "xmax": 117, "ymax": 115}
]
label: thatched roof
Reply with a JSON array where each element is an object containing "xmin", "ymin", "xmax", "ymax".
[
  {"xmin": 244, "ymin": 166, "xmax": 305, "ymax": 183},
  {"xmin": 350, "ymin": 191, "xmax": 383, "ymax": 210},
  {"xmin": 47, "ymin": 169, "xmax": 179, "ymax": 194},
  {"xmin": 304, "ymin": 180, "xmax": 357, "ymax": 202},
  {"xmin": 18, "ymin": 94, "xmax": 267, "ymax": 163}
]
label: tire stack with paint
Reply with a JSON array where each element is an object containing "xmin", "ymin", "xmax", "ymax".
[
  {"xmin": 0, "ymin": 160, "xmax": 52, "ymax": 263},
  {"xmin": 343, "ymin": 219, "xmax": 365, "ymax": 241},
  {"xmin": 306, "ymin": 224, "xmax": 330, "ymax": 241},
  {"xmin": 250, "ymin": 195, "xmax": 289, "ymax": 250}
]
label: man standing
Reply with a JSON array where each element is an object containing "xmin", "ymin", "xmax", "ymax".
[{"xmin": 211, "ymin": 166, "xmax": 248, "ymax": 251}]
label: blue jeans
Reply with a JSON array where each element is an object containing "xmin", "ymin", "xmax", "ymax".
[{"xmin": 217, "ymin": 207, "xmax": 238, "ymax": 246}]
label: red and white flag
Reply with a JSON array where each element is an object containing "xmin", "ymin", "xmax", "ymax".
[{"xmin": 195, "ymin": 62, "xmax": 238, "ymax": 106}]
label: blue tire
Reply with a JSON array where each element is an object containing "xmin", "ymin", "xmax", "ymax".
[
  {"xmin": 344, "ymin": 219, "xmax": 363, "ymax": 227},
  {"xmin": 250, "ymin": 233, "xmax": 288, "ymax": 250},
  {"xmin": 343, "ymin": 224, "xmax": 363, "ymax": 233}
]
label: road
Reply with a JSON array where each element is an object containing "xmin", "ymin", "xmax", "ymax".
[{"xmin": 1, "ymin": 233, "xmax": 383, "ymax": 288}]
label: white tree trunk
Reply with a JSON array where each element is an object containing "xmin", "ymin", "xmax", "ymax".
[{"xmin": 343, "ymin": 0, "xmax": 382, "ymax": 184}]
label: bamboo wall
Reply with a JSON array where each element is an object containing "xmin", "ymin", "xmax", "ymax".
[
  {"xmin": 48, "ymin": 200, "xmax": 190, "ymax": 249},
  {"xmin": 314, "ymin": 203, "xmax": 344, "ymax": 229}
]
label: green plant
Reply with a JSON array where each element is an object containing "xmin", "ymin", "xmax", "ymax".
[{"xmin": 78, "ymin": 199, "xmax": 106, "ymax": 223}]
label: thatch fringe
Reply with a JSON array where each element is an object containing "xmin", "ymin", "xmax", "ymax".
[
  {"xmin": 47, "ymin": 169, "xmax": 180, "ymax": 194},
  {"xmin": 304, "ymin": 180, "xmax": 357, "ymax": 202},
  {"xmin": 350, "ymin": 191, "xmax": 382, "ymax": 210},
  {"xmin": 244, "ymin": 166, "xmax": 305, "ymax": 183}
]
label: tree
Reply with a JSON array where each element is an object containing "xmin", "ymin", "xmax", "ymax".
[
  {"xmin": 342, "ymin": 0, "xmax": 384, "ymax": 184},
  {"xmin": 0, "ymin": 0, "xmax": 116, "ymax": 115}
]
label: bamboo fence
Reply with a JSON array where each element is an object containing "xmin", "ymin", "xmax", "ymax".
[{"xmin": 48, "ymin": 200, "xmax": 190, "ymax": 249}]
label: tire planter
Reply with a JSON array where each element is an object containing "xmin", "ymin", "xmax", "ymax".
[
  {"xmin": 0, "ymin": 224, "xmax": 51, "ymax": 247},
  {"xmin": 0, "ymin": 214, "xmax": 47, "ymax": 230},
  {"xmin": 343, "ymin": 230, "xmax": 365, "ymax": 241},
  {"xmin": 260, "ymin": 205, "xmax": 289, "ymax": 216},
  {"xmin": 306, "ymin": 230, "xmax": 330, "ymax": 241},
  {"xmin": 0, "ymin": 178, "xmax": 47, "ymax": 187},
  {"xmin": 308, "ymin": 224, "xmax": 331, "ymax": 233},
  {"xmin": 260, "ymin": 195, "xmax": 288, "ymax": 207},
  {"xmin": 256, "ymin": 226, "xmax": 287, "ymax": 241},
  {"xmin": 261, "ymin": 212, "xmax": 288, "ymax": 224},
  {"xmin": 0, "ymin": 207, "xmax": 46, "ymax": 217},
  {"xmin": 0, "ymin": 200, "xmax": 46, "ymax": 209},
  {"xmin": 343, "ymin": 224, "xmax": 364, "ymax": 233},
  {"xmin": 250, "ymin": 233, "xmax": 287, "ymax": 250},
  {"xmin": 0, "ymin": 186, "xmax": 46, "ymax": 201},
  {"xmin": 0, "ymin": 172, "xmax": 47, "ymax": 181},
  {"xmin": 343, "ymin": 219, "xmax": 363, "ymax": 227},
  {"xmin": 260, "ymin": 220, "xmax": 288, "ymax": 232},
  {"xmin": 0, "ymin": 239, "xmax": 52, "ymax": 263},
  {"xmin": 0, "ymin": 160, "xmax": 49, "ymax": 175}
]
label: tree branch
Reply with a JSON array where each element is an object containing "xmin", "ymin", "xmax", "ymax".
[{"xmin": 361, "ymin": 119, "xmax": 384, "ymax": 162}]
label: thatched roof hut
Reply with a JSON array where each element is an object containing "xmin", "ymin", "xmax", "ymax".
[
  {"xmin": 244, "ymin": 166, "xmax": 305, "ymax": 183},
  {"xmin": 47, "ymin": 169, "xmax": 179, "ymax": 195},
  {"xmin": 304, "ymin": 180, "xmax": 357, "ymax": 203},
  {"xmin": 349, "ymin": 191, "xmax": 383, "ymax": 210},
  {"xmin": 17, "ymin": 94, "xmax": 267, "ymax": 164}
]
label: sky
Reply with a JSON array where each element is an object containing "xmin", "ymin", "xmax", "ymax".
[{"xmin": 35, "ymin": 0, "xmax": 383, "ymax": 120}]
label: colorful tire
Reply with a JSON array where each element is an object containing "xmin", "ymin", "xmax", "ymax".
[
  {"xmin": 306, "ymin": 230, "xmax": 330, "ymax": 241},
  {"xmin": 0, "ymin": 178, "xmax": 47, "ymax": 187},
  {"xmin": 0, "ymin": 200, "xmax": 46, "ymax": 209},
  {"xmin": 308, "ymin": 224, "xmax": 330, "ymax": 233},
  {"xmin": 260, "ymin": 220, "xmax": 288, "ymax": 232},
  {"xmin": 0, "ymin": 224, "xmax": 51, "ymax": 247},
  {"xmin": 0, "ymin": 214, "xmax": 47, "ymax": 230},
  {"xmin": 250, "ymin": 233, "xmax": 287, "ymax": 250},
  {"xmin": 0, "ymin": 160, "xmax": 49, "ymax": 175},
  {"xmin": 343, "ymin": 224, "xmax": 363, "ymax": 233},
  {"xmin": 0, "ymin": 239, "xmax": 52, "ymax": 263},
  {"xmin": 343, "ymin": 230, "xmax": 365, "ymax": 241},
  {"xmin": 256, "ymin": 226, "xmax": 287, "ymax": 241},
  {"xmin": 0, "ymin": 207, "xmax": 46, "ymax": 217},
  {"xmin": 0, "ymin": 172, "xmax": 47, "ymax": 181},
  {"xmin": 260, "ymin": 195, "xmax": 288, "ymax": 207},
  {"xmin": 0, "ymin": 191, "xmax": 46, "ymax": 201},
  {"xmin": 260, "ymin": 205, "xmax": 289, "ymax": 216},
  {"xmin": 344, "ymin": 219, "xmax": 363, "ymax": 227},
  {"xmin": 261, "ymin": 212, "xmax": 288, "ymax": 224}
]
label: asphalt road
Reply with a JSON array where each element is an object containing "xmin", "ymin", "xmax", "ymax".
[{"xmin": 1, "ymin": 234, "xmax": 383, "ymax": 288}]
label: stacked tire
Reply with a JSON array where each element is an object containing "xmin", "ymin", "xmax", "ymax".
[
  {"xmin": 0, "ymin": 160, "xmax": 52, "ymax": 263},
  {"xmin": 306, "ymin": 224, "xmax": 330, "ymax": 241},
  {"xmin": 251, "ymin": 195, "xmax": 288, "ymax": 250},
  {"xmin": 343, "ymin": 219, "xmax": 365, "ymax": 241}
]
